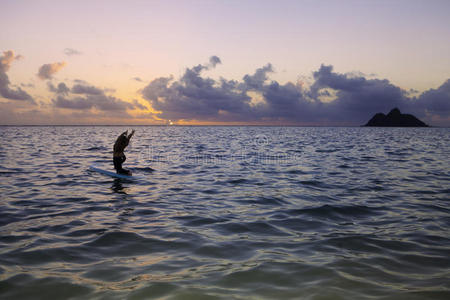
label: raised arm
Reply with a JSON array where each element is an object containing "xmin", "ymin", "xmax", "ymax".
[{"xmin": 127, "ymin": 129, "xmax": 135, "ymax": 141}]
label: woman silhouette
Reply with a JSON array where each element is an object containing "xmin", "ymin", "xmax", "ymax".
[{"xmin": 113, "ymin": 129, "xmax": 135, "ymax": 175}]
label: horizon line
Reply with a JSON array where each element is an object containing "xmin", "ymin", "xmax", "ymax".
[{"xmin": 0, "ymin": 124, "xmax": 444, "ymax": 128}]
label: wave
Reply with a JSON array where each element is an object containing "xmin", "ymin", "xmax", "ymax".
[{"xmin": 285, "ymin": 204, "xmax": 386, "ymax": 221}]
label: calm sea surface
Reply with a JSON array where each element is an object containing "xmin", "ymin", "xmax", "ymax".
[{"xmin": 0, "ymin": 126, "xmax": 449, "ymax": 299}]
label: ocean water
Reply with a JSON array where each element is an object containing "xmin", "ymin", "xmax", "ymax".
[{"xmin": 0, "ymin": 126, "xmax": 449, "ymax": 300}]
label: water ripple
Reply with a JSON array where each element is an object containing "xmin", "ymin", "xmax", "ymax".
[{"xmin": 0, "ymin": 126, "xmax": 449, "ymax": 299}]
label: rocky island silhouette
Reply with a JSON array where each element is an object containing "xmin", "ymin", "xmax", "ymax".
[{"xmin": 364, "ymin": 108, "xmax": 429, "ymax": 127}]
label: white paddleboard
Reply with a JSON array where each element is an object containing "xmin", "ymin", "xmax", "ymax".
[{"xmin": 89, "ymin": 165, "xmax": 141, "ymax": 180}]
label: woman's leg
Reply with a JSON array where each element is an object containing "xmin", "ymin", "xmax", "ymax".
[
  {"xmin": 113, "ymin": 156, "xmax": 121, "ymax": 170},
  {"xmin": 114, "ymin": 156, "xmax": 126, "ymax": 173},
  {"xmin": 120, "ymin": 155, "xmax": 131, "ymax": 175}
]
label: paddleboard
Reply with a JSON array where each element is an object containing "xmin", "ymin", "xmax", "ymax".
[{"xmin": 89, "ymin": 165, "xmax": 136, "ymax": 179}]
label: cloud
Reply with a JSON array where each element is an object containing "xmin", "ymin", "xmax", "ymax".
[
  {"xmin": 21, "ymin": 83, "xmax": 35, "ymax": 88},
  {"xmin": 309, "ymin": 64, "xmax": 410, "ymax": 123},
  {"xmin": 132, "ymin": 99, "xmax": 147, "ymax": 110},
  {"xmin": 3, "ymin": 53, "xmax": 448, "ymax": 126},
  {"xmin": 242, "ymin": 63, "xmax": 273, "ymax": 90},
  {"xmin": 140, "ymin": 57, "xmax": 312, "ymax": 122},
  {"xmin": 63, "ymin": 48, "xmax": 82, "ymax": 56},
  {"xmin": 0, "ymin": 100, "xmax": 147, "ymax": 125},
  {"xmin": 73, "ymin": 79, "xmax": 87, "ymax": 84},
  {"xmin": 0, "ymin": 50, "xmax": 34, "ymax": 102},
  {"xmin": 47, "ymin": 82, "xmax": 70, "ymax": 95},
  {"xmin": 71, "ymin": 84, "xmax": 103, "ymax": 95},
  {"xmin": 53, "ymin": 95, "xmax": 93, "ymax": 110},
  {"xmin": 141, "ymin": 57, "xmax": 450, "ymax": 125},
  {"xmin": 132, "ymin": 77, "xmax": 143, "ymax": 82},
  {"xmin": 415, "ymin": 79, "xmax": 450, "ymax": 117},
  {"xmin": 37, "ymin": 62, "xmax": 66, "ymax": 80},
  {"xmin": 0, "ymin": 101, "xmax": 41, "ymax": 124},
  {"xmin": 209, "ymin": 55, "xmax": 221, "ymax": 68},
  {"xmin": 49, "ymin": 81, "xmax": 135, "ymax": 113},
  {"xmin": 1, "ymin": 51, "xmax": 19, "ymax": 71},
  {"xmin": 53, "ymin": 94, "xmax": 134, "ymax": 112},
  {"xmin": 141, "ymin": 56, "xmax": 253, "ymax": 121}
]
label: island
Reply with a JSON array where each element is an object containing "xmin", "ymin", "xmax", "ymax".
[{"xmin": 364, "ymin": 108, "xmax": 429, "ymax": 127}]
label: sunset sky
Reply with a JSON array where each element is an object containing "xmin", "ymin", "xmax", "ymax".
[{"xmin": 1, "ymin": 0, "xmax": 449, "ymax": 125}]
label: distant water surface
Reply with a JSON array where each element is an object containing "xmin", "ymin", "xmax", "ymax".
[{"xmin": 0, "ymin": 126, "xmax": 449, "ymax": 299}]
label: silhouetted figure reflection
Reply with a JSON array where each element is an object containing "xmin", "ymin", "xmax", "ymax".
[
  {"xmin": 113, "ymin": 129, "xmax": 134, "ymax": 175},
  {"xmin": 111, "ymin": 178, "xmax": 127, "ymax": 194}
]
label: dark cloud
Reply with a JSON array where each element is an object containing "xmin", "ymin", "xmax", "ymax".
[
  {"xmin": 261, "ymin": 81, "xmax": 317, "ymax": 122},
  {"xmin": 53, "ymin": 95, "xmax": 93, "ymax": 110},
  {"xmin": 141, "ymin": 56, "xmax": 253, "ymax": 121},
  {"xmin": 47, "ymin": 82, "xmax": 70, "ymax": 95},
  {"xmin": 132, "ymin": 77, "xmax": 143, "ymax": 82},
  {"xmin": 71, "ymin": 84, "xmax": 103, "ymax": 95},
  {"xmin": 49, "ymin": 81, "xmax": 135, "ymax": 113},
  {"xmin": 0, "ymin": 50, "xmax": 34, "ymax": 102},
  {"xmin": 53, "ymin": 94, "xmax": 134, "ymax": 112},
  {"xmin": 141, "ymin": 58, "xmax": 312, "ymax": 122},
  {"xmin": 141, "ymin": 57, "xmax": 450, "ymax": 125},
  {"xmin": 73, "ymin": 79, "xmax": 87, "ymax": 84},
  {"xmin": 209, "ymin": 55, "xmax": 221, "ymax": 68},
  {"xmin": 309, "ymin": 65, "xmax": 411, "ymax": 123},
  {"xmin": 63, "ymin": 48, "xmax": 82, "ymax": 56},
  {"xmin": 242, "ymin": 64, "xmax": 273, "ymax": 90},
  {"xmin": 415, "ymin": 79, "xmax": 450, "ymax": 117},
  {"xmin": 37, "ymin": 62, "xmax": 66, "ymax": 80}
]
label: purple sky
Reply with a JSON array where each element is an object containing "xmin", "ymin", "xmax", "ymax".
[{"xmin": 1, "ymin": 0, "xmax": 449, "ymax": 125}]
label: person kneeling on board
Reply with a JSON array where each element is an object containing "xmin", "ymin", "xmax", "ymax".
[{"xmin": 113, "ymin": 129, "xmax": 135, "ymax": 175}]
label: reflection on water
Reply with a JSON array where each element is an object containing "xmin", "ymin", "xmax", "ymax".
[
  {"xmin": 112, "ymin": 179, "xmax": 126, "ymax": 194},
  {"xmin": 0, "ymin": 126, "xmax": 449, "ymax": 299}
]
